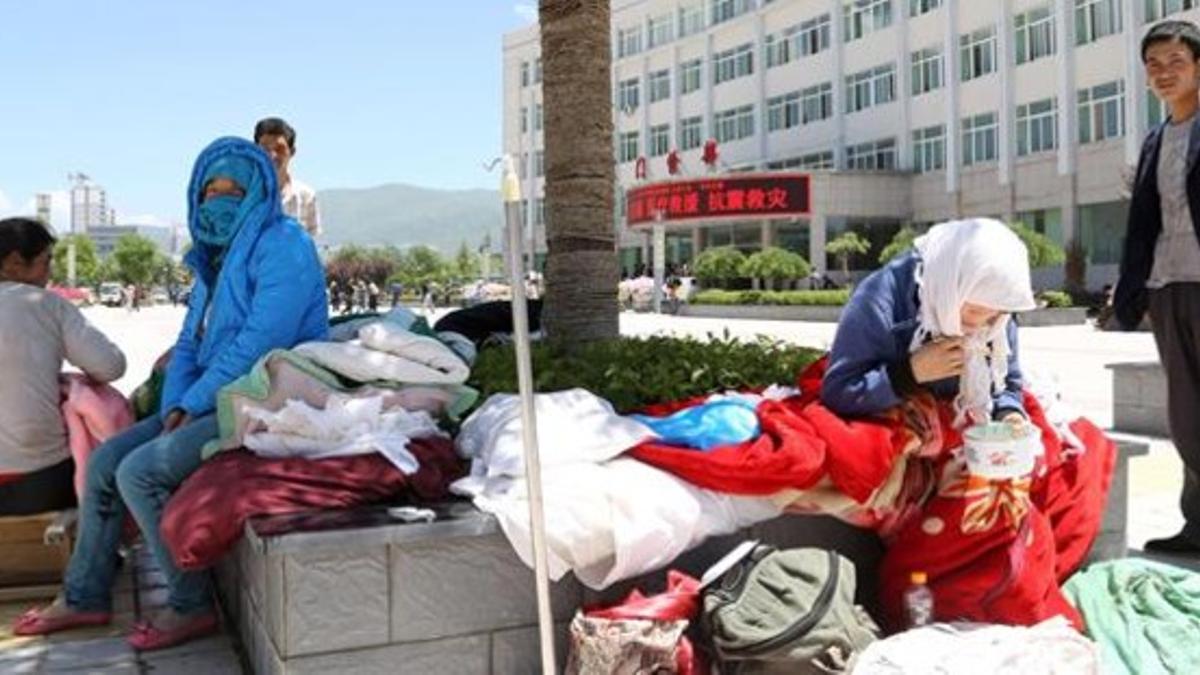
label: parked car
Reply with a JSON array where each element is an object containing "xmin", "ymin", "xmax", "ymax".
[{"xmin": 98, "ymin": 282, "xmax": 123, "ymax": 307}]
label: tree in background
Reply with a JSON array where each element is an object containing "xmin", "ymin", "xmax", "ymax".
[
  {"xmin": 694, "ymin": 246, "xmax": 747, "ymax": 289},
  {"xmin": 454, "ymin": 240, "xmax": 481, "ymax": 279},
  {"xmin": 878, "ymin": 225, "xmax": 919, "ymax": 264},
  {"xmin": 539, "ymin": 0, "xmax": 619, "ymax": 345},
  {"xmin": 739, "ymin": 247, "xmax": 810, "ymax": 290},
  {"xmin": 111, "ymin": 234, "xmax": 162, "ymax": 286},
  {"xmin": 50, "ymin": 234, "xmax": 100, "ymax": 287},
  {"xmin": 825, "ymin": 231, "xmax": 871, "ymax": 282},
  {"xmin": 1008, "ymin": 221, "xmax": 1066, "ymax": 268}
]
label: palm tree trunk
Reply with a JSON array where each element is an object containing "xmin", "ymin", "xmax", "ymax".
[{"xmin": 539, "ymin": 0, "xmax": 619, "ymax": 345}]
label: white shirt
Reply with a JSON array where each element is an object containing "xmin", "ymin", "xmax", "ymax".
[
  {"xmin": 281, "ymin": 178, "xmax": 321, "ymax": 238},
  {"xmin": 1148, "ymin": 119, "xmax": 1200, "ymax": 288}
]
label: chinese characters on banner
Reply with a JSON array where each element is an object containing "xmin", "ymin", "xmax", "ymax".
[{"xmin": 625, "ymin": 174, "xmax": 811, "ymax": 227}]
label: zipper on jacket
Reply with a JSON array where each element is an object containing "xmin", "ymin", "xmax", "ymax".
[{"xmin": 718, "ymin": 549, "xmax": 841, "ymax": 658}]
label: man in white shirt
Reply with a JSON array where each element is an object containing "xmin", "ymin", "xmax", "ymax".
[{"xmin": 254, "ymin": 117, "xmax": 321, "ymax": 237}]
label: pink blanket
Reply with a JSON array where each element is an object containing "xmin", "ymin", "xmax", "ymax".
[{"xmin": 60, "ymin": 374, "xmax": 134, "ymax": 499}]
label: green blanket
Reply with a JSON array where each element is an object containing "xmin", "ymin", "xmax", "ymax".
[{"xmin": 1064, "ymin": 558, "xmax": 1200, "ymax": 675}]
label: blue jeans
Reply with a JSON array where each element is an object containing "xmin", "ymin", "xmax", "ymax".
[{"xmin": 64, "ymin": 415, "xmax": 217, "ymax": 615}]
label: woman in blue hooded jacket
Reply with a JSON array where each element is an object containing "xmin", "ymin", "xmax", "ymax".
[{"xmin": 14, "ymin": 138, "xmax": 328, "ymax": 650}]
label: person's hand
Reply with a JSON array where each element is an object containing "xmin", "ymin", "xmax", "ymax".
[
  {"xmin": 1001, "ymin": 412, "xmax": 1030, "ymax": 436},
  {"xmin": 162, "ymin": 409, "xmax": 192, "ymax": 435},
  {"xmin": 909, "ymin": 337, "xmax": 965, "ymax": 383}
]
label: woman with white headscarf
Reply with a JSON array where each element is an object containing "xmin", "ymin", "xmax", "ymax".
[{"xmin": 822, "ymin": 218, "xmax": 1037, "ymax": 428}]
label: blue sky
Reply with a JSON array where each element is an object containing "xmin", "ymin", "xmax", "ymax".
[{"xmin": 0, "ymin": 1, "xmax": 538, "ymax": 230}]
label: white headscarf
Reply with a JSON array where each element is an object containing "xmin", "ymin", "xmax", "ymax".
[{"xmin": 909, "ymin": 218, "xmax": 1037, "ymax": 426}]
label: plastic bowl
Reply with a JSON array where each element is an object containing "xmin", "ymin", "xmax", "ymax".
[{"xmin": 963, "ymin": 422, "xmax": 1042, "ymax": 479}]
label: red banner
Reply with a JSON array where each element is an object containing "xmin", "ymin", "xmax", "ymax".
[{"xmin": 625, "ymin": 174, "xmax": 811, "ymax": 227}]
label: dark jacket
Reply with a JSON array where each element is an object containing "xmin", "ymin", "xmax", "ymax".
[
  {"xmin": 1114, "ymin": 116, "xmax": 1200, "ymax": 329},
  {"xmin": 820, "ymin": 252, "xmax": 1026, "ymax": 420}
]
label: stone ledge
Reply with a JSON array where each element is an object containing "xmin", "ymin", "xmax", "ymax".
[
  {"xmin": 1108, "ymin": 362, "xmax": 1169, "ymax": 437},
  {"xmin": 679, "ymin": 304, "xmax": 1088, "ymax": 325}
]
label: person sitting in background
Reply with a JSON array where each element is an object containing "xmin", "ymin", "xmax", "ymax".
[
  {"xmin": 12, "ymin": 137, "xmax": 329, "ymax": 651},
  {"xmin": 0, "ymin": 217, "xmax": 126, "ymax": 516},
  {"xmin": 254, "ymin": 116, "xmax": 321, "ymax": 238}
]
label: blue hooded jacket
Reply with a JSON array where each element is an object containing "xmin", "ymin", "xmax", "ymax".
[
  {"xmin": 820, "ymin": 251, "xmax": 1026, "ymax": 420},
  {"xmin": 160, "ymin": 137, "xmax": 328, "ymax": 418}
]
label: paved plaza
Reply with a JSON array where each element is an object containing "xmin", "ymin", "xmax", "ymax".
[{"xmin": 1, "ymin": 304, "xmax": 1192, "ymax": 673}]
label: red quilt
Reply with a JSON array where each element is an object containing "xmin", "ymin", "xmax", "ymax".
[
  {"xmin": 630, "ymin": 359, "xmax": 1116, "ymax": 630},
  {"xmin": 161, "ymin": 437, "xmax": 462, "ymax": 571}
]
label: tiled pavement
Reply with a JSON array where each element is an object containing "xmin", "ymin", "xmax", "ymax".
[{"xmin": 0, "ymin": 547, "xmax": 244, "ymax": 674}]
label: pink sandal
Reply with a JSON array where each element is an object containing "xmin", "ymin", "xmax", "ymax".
[
  {"xmin": 127, "ymin": 612, "xmax": 218, "ymax": 651},
  {"xmin": 12, "ymin": 606, "xmax": 112, "ymax": 636}
]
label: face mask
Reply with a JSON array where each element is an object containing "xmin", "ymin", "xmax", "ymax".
[{"xmin": 196, "ymin": 195, "xmax": 243, "ymax": 246}]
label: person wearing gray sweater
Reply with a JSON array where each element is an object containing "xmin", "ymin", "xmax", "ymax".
[{"xmin": 0, "ymin": 217, "xmax": 125, "ymax": 515}]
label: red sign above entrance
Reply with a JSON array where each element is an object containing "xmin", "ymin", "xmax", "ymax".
[{"xmin": 625, "ymin": 173, "xmax": 811, "ymax": 227}]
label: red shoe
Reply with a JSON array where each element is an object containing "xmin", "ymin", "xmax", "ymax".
[
  {"xmin": 12, "ymin": 606, "xmax": 112, "ymax": 636},
  {"xmin": 127, "ymin": 612, "xmax": 218, "ymax": 651}
]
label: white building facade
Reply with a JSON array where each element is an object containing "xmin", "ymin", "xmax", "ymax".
[{"xmin": 503, "ymin": 0, "xmax": 1200, "ymax": 284}]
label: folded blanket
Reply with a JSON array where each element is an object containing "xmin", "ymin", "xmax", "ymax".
[{"xmin": 162, "ymin": 437, "xmax": 463, "ymax": 570}]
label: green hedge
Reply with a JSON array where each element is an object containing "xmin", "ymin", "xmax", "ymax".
[
  {"xmin": 468, "ymin": 335, "xmax": 821, "ymax": 413},
  {"xmin": 692, "ymin": 289, "xmax": 852, "ymax": 306},
  {"xmin": 1037, "ymin": 290, "xmax": 1074, "ymax": 308}
]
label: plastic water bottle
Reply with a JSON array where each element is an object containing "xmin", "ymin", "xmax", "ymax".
[{"xmin": 903, "ymin": 571, "xmax": 934, "ymax": 628}]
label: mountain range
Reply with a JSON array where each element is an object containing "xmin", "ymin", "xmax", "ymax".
[{"xmin": 317, "ymin": 183, "xmax": 503, "ymax": 253}]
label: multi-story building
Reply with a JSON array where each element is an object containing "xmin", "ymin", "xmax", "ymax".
[
  {"xmin": 88, "ymin": 224, "xmax": 174, "ymax": 259},
  {"xmin": 503, "ymin": 0, "xmax": 1198, "ymax": 285},
  {"xmin": 68, "ymin": 174, "xmax": 110, "ymax": 234}
]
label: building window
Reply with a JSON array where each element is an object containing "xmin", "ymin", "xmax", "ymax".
[
  {"xmin": 800, "ymin": 150, "xmax": 835, "ymax": 169},
  {"xmin": 680, "ymin": 59, "xmax": 703, "ymax": 95},
  {"xmin": 520, "ymin": 62, "xmax": 530, "ymax": 88},
  {"xmin": 618, "ymin": 132, "xmax": 640, "ymax": 163},
  {"xmin": 1015, "ymin": 6, "xmax": 1056, "ymax": 64},
  {"xmin": 520, "ymin": 106, "xmax": 528, "ymax": 134},
  {"xmin": 960, "ymin": 26, "xmax": 997, "ymax": 82},
  {"xmin": 680, "ymin": 116, "xmax": 704, "ymax": 150},
  {"xmin": 962, "ymin": 112, "xmax": 998, "ymax": 166},
  {"xmin": 648, "ymin": 13, "xmax": 674, "ymax": 48},
  {"xmin": 767, "ymin": 91, "xmax": 802, "ymax": 132},
  {"xmin": 801, "ymin": 82, "xmax": 834, "ymax": 123},
  {"xmin": 714, "ymin": 104, "xmax": 756, "ymax": 143},
  {"xmin": 618, "ymin": 26, "xmax": 643, "ymax": 58},
  {"xmin": 1074, "ymin": 0, "xmax": 1122, "ymax": 46},
  {"xmin": 535, "ymin": 150, "xmax": 545, "ymax": 177},
  {"xmin": 534, "ymin": 104, "xmax": 543, "ymax": 132},
  {"xmin": 1146, "ymin": 0, "xmax": 1200, "ymax": 20},
  {"xmin": 518, "ymin": 153, "xmax": 528, "ymax": 179},
  {"xmin": 650, "ymin": 124, "xmax": 671, "ymax": 157},
  {"xmin": 843, "ymin": 0, "xmax": 893, "ymax": 43},
  {"xmin": 535, "ymin": 198, "xmax": 545, "ymax": 227},
  {"xmin": 1148, "ymin": 88, "xmax": 1167, "ymax": 127},
  {"xmin": 845, "ymin": 63, "xmax": 896, "ymax": 113},
  {"xmin": 1016, "ymin": 98, "xmax": 1058, "ymax": 156},
  {"xmin": 909, "ymin": 0, "xmax": 941, "ymax": 17},
  {"xmin": 912, "ymin": 125, "xmax": 946, "ymax": 173},
  {"xmin": 799, "ymin": 14, "xmax": 832, "ymax": 57},
  {"xmin": 617, "ymin": 78, "xmax": 640, "ymax": 112},
  {"xmin": 846, "ymin": 137, "xmax": 897, "ymax": 170},
  {"xmin": 534, "ymin": 58, "xmax": 542, "ymax": 83},
  {"xmin": 714, "ymin": 43, "xmax": 754, "ymax": 85},
  {"xmin": 679, "ymin": 3, "xmax": 706, "ymax": 37},
  {"xmin": 1078, "ymin": 79, "xmax": 1126, "ymax": 143},
  {"xmin": 712, "ymin": 0, "xmax": 754, "ymax": 26},
  {"xmin": 765, "ymin": 28, "xmax": 795, "ymax": 68},
  {"xmin": 648, "ymin": 70, "xmax": 671, "ymax": 104},
  {"xmin": 911, "ymin": 46, "xmax": 943, "ymax": 96}
]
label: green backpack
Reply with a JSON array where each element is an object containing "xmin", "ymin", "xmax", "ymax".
[{"xmin": 702, "ymin": 544, "xmax": 880, "ymax": 674}]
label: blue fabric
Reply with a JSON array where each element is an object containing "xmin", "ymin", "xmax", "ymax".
[
  {"xmin": 632, "ymin": 399, "xmax": 761, "ymax": 451},
  {"xmin": 196, "ymin": 195, "xmax": 244, "ymax": 247},
  {"xmin": 820, "ymin": 252, "xmax": 1026, "ymax": 419},
  {"xmin": 64, "ymin": 415, "xmax": 217, "ymax": 614},
  {"xmin": 1115, "ymin": 116, "xmax": 1200, "ymax": 329},
  {"xmin": 194, "ymin": 153, "xmax": 266, "ymax": 247},
  {"xmin": 160, "ymin": 137, "xmax": 328, "ymax": 419}
]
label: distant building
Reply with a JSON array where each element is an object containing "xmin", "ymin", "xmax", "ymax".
[
  {"xmin": 35, "ymin": 194, "xmax": 52, "ymax": 228},
  {"xmin": 89, "ymin": 224, "xmax": 173, "ymax": 259},
  {"xmin": 68, "ymin": 173, "xmax": 110, "ymax": 234}
]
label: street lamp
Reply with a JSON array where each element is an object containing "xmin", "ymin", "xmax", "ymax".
[{"xmin": 652, "ymin": 209, "xmax": 666, "ymax": 314}]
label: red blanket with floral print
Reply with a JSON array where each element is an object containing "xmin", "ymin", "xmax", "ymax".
[{"xmin": 629, "ymin": 359, "xmax": 1116, "ymax": 629}]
